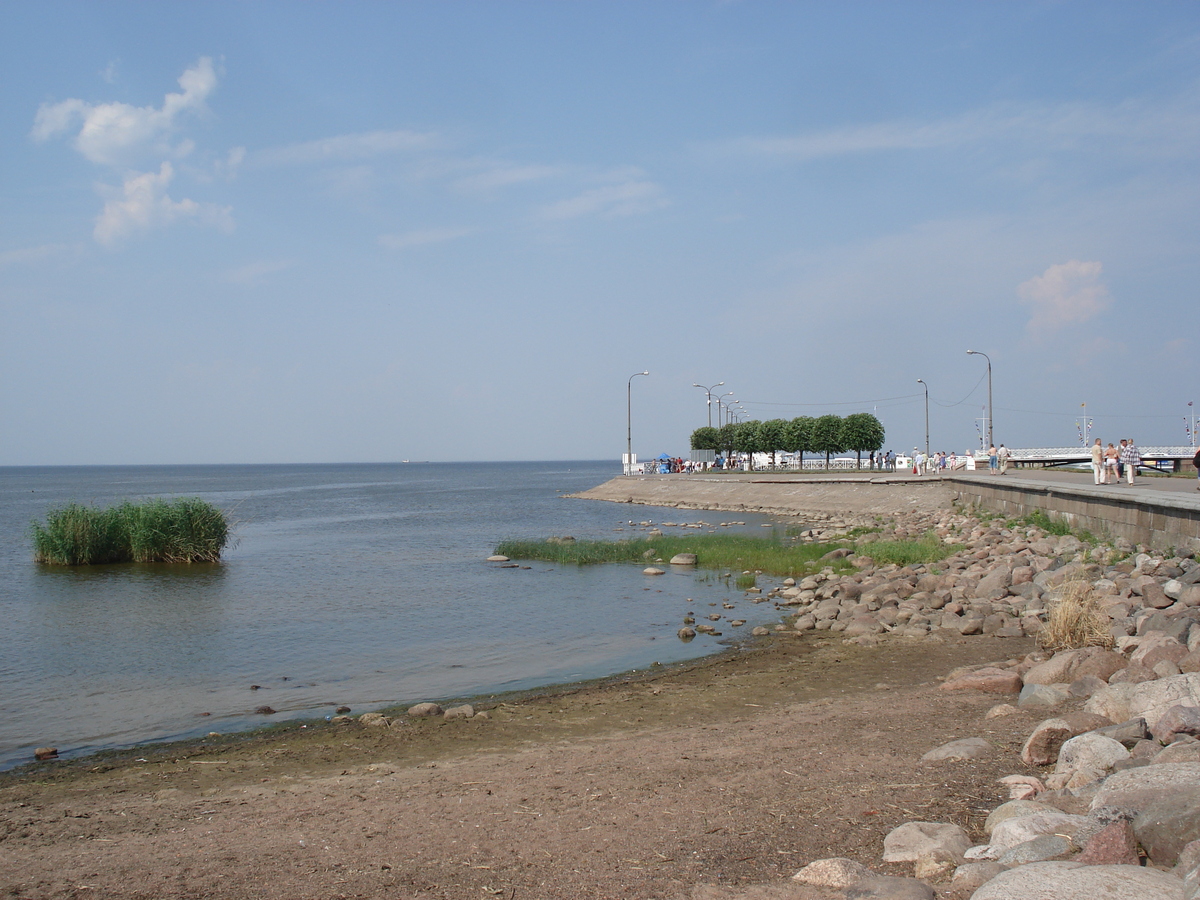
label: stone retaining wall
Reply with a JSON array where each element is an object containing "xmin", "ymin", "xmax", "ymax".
[{"xmin": 950, "ymin": 476, "xmax": 1200, "ymax": 554}]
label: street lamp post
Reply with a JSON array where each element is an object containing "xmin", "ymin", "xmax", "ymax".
[
  {"xmin": 916, "ymin": 379, "xmax": 929, "ymax": 461},
  {"xmin": 967, "ymin": 350, "xmax": 993, "ymax": 449},
  {"xmin": 716, "ymin": 392, "xmax": 735, "ymax": 427},
  {"xmin": 626, "ymin": 371, "xmax": 649, "ymax": 476},
  {"xmin": 692, "ymin": 382, "xmax": 724, "ymax": 428}
]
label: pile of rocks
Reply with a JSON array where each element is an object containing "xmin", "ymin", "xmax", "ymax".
[{"xmin": 776, "ymin": 509, "xmax": 1200, "ymax": 648}]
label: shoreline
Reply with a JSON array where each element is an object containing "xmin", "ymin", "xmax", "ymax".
[{"xmin": 6, "ymin": 475, "xmax": 1200, "ymax": 898}]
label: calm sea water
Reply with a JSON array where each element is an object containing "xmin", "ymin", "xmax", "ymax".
[{"xmin": 0, "ymin": 461, "xmax": 788, "ymax": 769}]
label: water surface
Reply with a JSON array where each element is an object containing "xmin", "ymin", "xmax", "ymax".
[{"xmin": 0, "ymin": 462, "xmax": 788, "ymax": 769}]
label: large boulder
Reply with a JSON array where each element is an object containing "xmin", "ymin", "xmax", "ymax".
[
  {"xmin": 1089, "ymin": 757, "xmax": 1200, "ymax": 869},
  {"xmin": 1152, "ymin": 704, "xmax": 1200, "ymax": 744},
  {"xmin": 1086, "ymin": 673, "xmax": 1200, "ymax": 724},
  {"xmin": 1051, "ymin": 733, "xmax": 1130, "ymax": 787},
  {"xmin": 968, "ymin": 861, "xmax": 1184, "ymax": 900},
  {"xmin": 988, "ymin": 811, "xmax": 1090, "ymax": 852},
  {"xmin": 1133, "ymin": 793, "xmax": 1200, "ymax": 867},
  {"xmin": 882, "ymin": 821, "xmax": 970, "ymax": 864}
]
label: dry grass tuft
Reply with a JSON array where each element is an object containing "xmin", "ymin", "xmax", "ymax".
[{"xmin": 1038, "ymin": 579, "xmax": 1115, "ymax": 652}]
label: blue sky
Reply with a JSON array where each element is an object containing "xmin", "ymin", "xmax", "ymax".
[{"xmin": 2, "ymin": 2, "xmax": 1198, "ymax": 465}]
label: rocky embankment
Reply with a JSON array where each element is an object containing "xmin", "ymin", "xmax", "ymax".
[{"xmin": 703, "ymin": 506, "xmax": 1200, "ymax": 899}]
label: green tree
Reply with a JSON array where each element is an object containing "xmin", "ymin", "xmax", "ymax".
[
  {"xmin": 733, "ymin": 420, "xmax": 762, "ymax": 470},
  {"xmin": 810, "ymin": 414, "xmax": 845, "ymax": 469},
  {"xmin": 690, "ymin": 426, "xmax": 720, "ymax": 451},
  {"xmin": 784, "ymin": 416, "xmax": 814, "ymax": 469},
  {"xmin": 717, "ymin": 423, "xmax": 739, "ymax": 458},
  {"xmin": 840, "ymin": 413, "xmax": 886, "ymax": 468},
  {"xmin": 757, "ymin": 418, "xmax": 788, "ymax": 468}
]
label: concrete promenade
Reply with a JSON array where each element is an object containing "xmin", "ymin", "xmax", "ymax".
[
  {"xmin": 946, "ymin": 468, "xmax": 1200, "ymax": 553},
  {"xmin": 591, "ymin": 466, "xmax": 1200, "ymax": 552}
]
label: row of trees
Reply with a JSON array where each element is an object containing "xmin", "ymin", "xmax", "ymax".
[{"xmin": 690, "ymin": 413, "xmax": 885, "ymax": 469}]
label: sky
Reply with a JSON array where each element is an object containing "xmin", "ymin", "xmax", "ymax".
[{"xmin": 1, "ymin": 1, "xmax": 1198, "ymax": 466}]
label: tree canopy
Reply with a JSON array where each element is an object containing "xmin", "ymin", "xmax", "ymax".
[
  {"xmin": 688, "ymin": 412, "xmax": 884, "ymax": 469},
  {"xmin": 840, "ymin": 412, "xmax": 886, "ymax": 466},
  {"xmin": 690, "ymin": 426, "xmax": 720, "ymax": 451}
]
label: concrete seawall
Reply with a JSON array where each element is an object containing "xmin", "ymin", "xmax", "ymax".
[{"xmin": 949, "ymin": 474, "xmax": 1200, "ymax": 553}]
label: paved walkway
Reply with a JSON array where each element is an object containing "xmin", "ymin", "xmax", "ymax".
[{"xmin": 961, "ymin": 467, "xmax": 1200, "ymax": 497}]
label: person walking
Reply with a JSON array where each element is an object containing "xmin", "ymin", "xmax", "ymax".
[
  {"xmin": 998, "ymin": 444, "xmax": 1010, "ymax": 475},
  {"xmin": 988, "ymin": 445, "xmax": 999, "ymax": 475},
  {"xmin": 1194, "ymin": 446, "xmax": 1200, "ymax": 491},
  {"xmin": 1116, "ymin": 439, "xmax": 1127, "ymax": 480},
  {"xmin": 1120, "ymin": 438, "xmax": 1141, "ymax": 485},
  {"xmin": 1091, "ymin": 438, "xmax": 1105, "ymax": 484}
]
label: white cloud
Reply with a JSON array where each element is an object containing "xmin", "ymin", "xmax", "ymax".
[
  {"xmin": 539, "ymin": 180, "xmax": 669, "ymax": 221},
  {"xmin": 1017, "ymin": 260, "xmax": 1112, "ymax": 336},
  {"xmin": 0, "ymin": 244, "xmax": 68, "ymax": 270},
  {"xmin": 224, "ymin": 259, "xmax": 294, "ymax": 285},
  {"xmin": 32, "ymin": 57, "xmax": 217, "ymax": 166},
  {"xmin": 378, "ymin": 227, "xmax": 473, "ymax": 250},
  {"xmin": 256, "ymin": 129, "xmax": 439, "ymax": 165},
  {"xmin": 93, "ymin": 162, "xmax": 232, "ymax": 245},
  {"xmin": 709, "ymin": 92, "xmax": 1200, "ymax": 163},
  {"xmin": 453, "ymin": 162, "xmax": 567, "ymax": 193}
]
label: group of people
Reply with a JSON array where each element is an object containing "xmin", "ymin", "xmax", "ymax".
[
  {"xmin": 986, "ymin": 444, "xmax": 1011, "ymax": 475},
  {"xmin": 1089, "ymin": 438, "xmax": 1143, "ymax": 485},
  {"xmin": 909, "ymin": 449, "xmax": 963, "ymax": 475}
]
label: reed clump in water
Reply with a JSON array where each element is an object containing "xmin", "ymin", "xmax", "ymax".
[
  {"xmin": 32, "ymin": 498, "xmax": 230, "ymax": 565},
  {"xmin": 495, "ymin": 534, "xmax": 852, "ymax": 577}
]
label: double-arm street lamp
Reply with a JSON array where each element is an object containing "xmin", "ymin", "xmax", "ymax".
[
  {"xmin": 716, "ymin": 392, "xmax": 735, "ymax": 427},
  {"xmin": 626, "ymin": 371, "xmax": 649, "ymax": 476},
  {"xmin": 966, "ymin": 350, "xmax": 993, "ymax": 449},
  {"xmin": 916, "ymin": 379, "xmax": 929, "ymax": 461},
  {"xmin": 692, "ymin": 382, "xmax": 724, "ymax": 428}
]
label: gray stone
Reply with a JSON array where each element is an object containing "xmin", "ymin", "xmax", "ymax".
[
  {"xmin": 443, "ymin": 704, "xmax": 474, "ymax": 720},
  {"xmin": 1054, "ymin": 733, "xmax": 1130, "ymax": 778},
  {"xmin": 996, "ymin": 834, "xmax": 1074, "ymax": 866},
  {"xmin": 968, "ymin": 861, "xmax": 1184, "ymax": 900},
  {"xmin": 1019, "ymin": 683, "xmax": 1070, "ymax": 710},
  {"xmin": 643, "ymin": 566, "xmax": 665, "ymax": 575},
  {"xmin": 1092, "ymin": 717, "xmax": 1150, "ymax": 748},
  {"xmin": 988, "ymin": 810, "xmax": 1090, "ymax": 851},
  {"xmin": 407, "ymin": 702, "xmax": 443, "ymax": 717},
  {"xmin": 1134, "ymin": 793, "xmax": 1200, "ymax": 867},
  {"xmin": 882, "ymin": 820, "xmax": 970, "ymax": 864},
  {"xmin": 670, "ymin": 553, "xmax": 698, "ymax": 566},
  {"xmin": 791, "ymin": 857, "xmax": 873, "ymax": 887},
  {"xmin": 1153, "ymin": 704, "xmax": 1200, "ymax": 743},
  {"xmin": 950, "ymin": 862, "xmax": 1007, "ymax": 894},
  {"xmin": 1156, "ymin": 738, "xmax": 1200, "ymax": 764},
  {"xmin": 921, "ymin": 737, "xmax": 992, "ymax": 762},
  {"xmin": 985, "ymin": 800, "xmax": 1054, "ymax": 835},
  {"xmin": 1091, "ymin": 762, "xmax": 1200, "ymax": 813}
]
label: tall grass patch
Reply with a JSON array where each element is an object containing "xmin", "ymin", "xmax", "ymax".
[
  {"xmin": 32, "ymin": 498, "xmax": 229, "ymax": 565},
  {"xmin": 495, "ymin": 534, "xmax": 850, "ymax": 577},
  {"xmin": 856, "ymin": 531, "xmax": 951, "ymax": 567}
]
